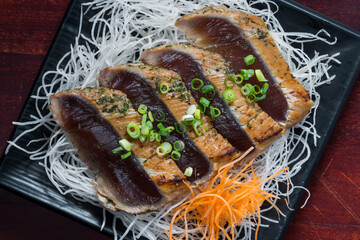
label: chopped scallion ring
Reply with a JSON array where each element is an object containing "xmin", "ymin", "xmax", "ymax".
[
  {"xmin": 224, "ymin": 76, "xmax": 235, "ymax": 88},
  {"xmin": 241, "ymin": 69, "xmax": 254, "ymax": 80},
  {"xmin": 183, "ymin": 117, "xmax": 196, "ymax": 125},
  {"xmin": 138, "ymin": 104, "xmax": 147, "ymax": 114},
  {"xmin": 253, "ymin": 85, "xmax": 261, "ymax": 95},
  {"xmin": 186, "ymin": 105, "xmax": 197, "ymax": 115},
  {"xmin": 160, "ymin": 82, "xmax": 170, "ymax": 93},
  {"xmin": 194, "ymin": 109, "xmax": 201, "ymax": 120},
  {"xmin": 200, "ymin": 97, "xmax": 210, "ymax": 107},
  {"xmin": 193, "ymin": 120, "xmax": 206, "ymax": 136},
  {"xmin": 157, "ymin": 123, "xmax": 165, "ymax": 131},
  {"xmin": 165, "ymin": 126, "xmax": 175, "ymax": 133},
  {"xmin": 184, "ymin": 167, "xmax": 193, "ymax": 177},
  {"xmin": 155, "ymin": 133, "xmax": 161, "ymax": 142},
  {"xmin": 222, "ymin": 89, "xmax": 237, "ymax": 103},
  {"xmin": 234, "ymin": 74, "xmax": 244, "ymax": 84},
  {"xmin": 159, "ymin": 129, "xmax": 170, "ymax": 137},
  {"xmin": 261, "ymin": 83, "xmax": 269, "ymax": 94},
  {"xmin": 161, "ymin": 142, "xmax": 172, "ymax": 154},
  {"xmin": 255, "ymin": 94, "xmax": 266, "ymax": 101},
  {"xmin": 244, "ymin": 55, "xmax": 255, "ymax": 66},
  {"xmin": 241, "ymin": 85, "xmax": 251, "ymax": 96},
  {"xmin": 112, "ymin": 146, "xmax": 123, "ymax": 154},
  {"xmin": 246, "ymin": 94, "xmax": 256, "ymax": 103},
  {"xmin": 141, "ymin": 125, "xmax": 150, "ymax": 135},
  {"xmin": 154, "ymin": 110, "xmax": 165, "ymax": 122},
  {"xmin": 191, "ymin": 78, "xmax": 204, "ymax": 90},
  {"xmin": 141, "ymin": 113, "xmax": 147, "ymax": 125},
  {"xmin": 147, "ymin": 131, "xmax": 155, "ymax": 141},
  {"xmin": 119, "ymin": 139, "xmax": 133, "ymax": 151},
  {"xmin": 171, "ymin": 150, "xmax": 181, "ymax": 161},
  {"xmin": 210, "ymin": 106, "xmax": 221, "ymax": 118},
  {"xmin": 201, "ymin": 85, "xmax": 215, "ymax": 100},
  {"xmin": 148, "ymin": 111, "xmax": 154, "ymax": 122},
  {"xmin": 145, "ymin": 121, "xmax": 153, "ymax": 130},
  {"xmin": 176, "ymin": 122, "xmax": 186, "ymax": 134},
  {"xmin": 255, "ymin": 69, "xmax": 268, "ymax": 82},
  {"xmin": 199, "ymin": 103, "xmax": 206, "ymax": 114},
  {"xmin": 126, "ymin": 122, "xmax": 140, "ymax": 139},
  {"xmin": 173, "ymin": 140, "xmax": 184, "ymax": 151},
  {"xmin": 121, "ymin": 151, "xmax": 131, "ymax": 159},
  {"xmin": 156, "ymin": 146, "xmax": 167, "ymax": 156},
  {"xmin": 139, "ymin": 135, "xmax": 146, "ymax": 142}
]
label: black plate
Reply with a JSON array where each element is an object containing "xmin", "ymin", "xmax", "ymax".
[{"xmin": 1, "ymin": 0, "xmax": 359, "ymax": 239}]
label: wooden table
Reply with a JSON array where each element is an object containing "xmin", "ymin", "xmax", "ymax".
[{"xmin": 0, "ymin": 0, "xmax": 359, "ymax": 239}]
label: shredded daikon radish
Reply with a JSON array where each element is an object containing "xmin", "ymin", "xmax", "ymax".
[{"xmin": 5, "ymin": 0, "xmax": 340, "ymax": 239}]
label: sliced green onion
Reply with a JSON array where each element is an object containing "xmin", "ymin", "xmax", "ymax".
[
  {"xmin": 138, "ymin": 104, "xmax": 147, "ymax": 114},
  {"xmin": 210, "ymin": 106, "xmax": 221, "ymax": 118},
  {"xmin": 253, "ymin": 85, "xmax": 261, "ymax": 95},
  {"xmin": 241, "ymin": 84, "xmax": 253, "ymax": 96},
  {"xmin": 139, "ymin": 135, "xmax": 146, "ymax": 142},
  {"xmin": 156, "ymin": 146, "xmax": 167, "ymax": 156},
  {"xmin": 159, "ymin": 129, "xmax": 170, "ymax": 137},
  {"xmin": 154, "ymin": 110, "xmax": 165, "ymax": 122},
  {"xmin": 146, "ymin": 121, "xmax": 153, "ymax": 130},
  {"xmin": 141, "ymin": 125, "xmax": 150, "ymax": 135},
  {"xmin": 155, "ymin": 133, "xmax": 161, "ymax": 142},
  {"xmin": 157, "ymin": 123, "xmax": 165, "ymax": 131},
  {"xmin": 255, "ymin": 69, "xmax": 267, "ymax": 82},
  {"xmin": 184, "ymin": 167, "xmax": 193, "ymax": 177},
  {"xmin": 171, "ymin": 150, "xmax": 181, "ymax": 161},
  {"xmin": 194, "ymin": 109, "xmax": 201, "ymax": 120},
  {"xmin": 222, "ymin": 89, "xmax": 237, "ymax": 103},
  {"xmin": 183, "ymin": 117, "xmax": 196, "ymax": 125},
  {"xmin": 224, "ymin": 76, "xmax": 235, "ymax": 88},
  {"xmin": 255, "ymin": 94, "xmax": 266, "ymax": 101},
  {"xmin": 160, "ymin": 82, "xmax": 170, "ymax": 93},
  {"xmin": 200, "ymin": 97, "xmax": 210, "ymax": 108},
  {"xmin": 141, "ymin": 113, "xmax": 147, "ymax": 126},
  {"xmin": 261, "ymin": 83, "xmax": 269, "ymax": 94},
  {"xmin": 173, "ymin": 140, "xmax": 184, "ymax": 151},
  {"xmin": 147, "ymin": 131, "xmax": 155, "ymax": 141},
  {"xmin": 234, "ymin": 74, "xmax": 244, "ymax": 84},
  {"xmin": 121, "ymin": 151, "xmax": 131, "ymax": 159},
  {"xmin": 201, "ymin": 85, "xmax": 215, "ymax": 100},
  {"xmin": 176, "ymin": 122, "xmax": 186, "ymax": 134},
  {"xmin": 191, "ymin": 78, "xmax": 204, "ymax": 90},
  {"xmin": 241, "ymin": 69, "xmax": 254, "ymax": 80},
  {"xmin": 112, "ymin": 146, "xmax": 123, "ymax": 153},
  {"xmin": 161, "ymin": 142, "xmax": 172, "ymax": 154},
  {"xmin": 165, "ymin": 126, "xmax": 175, "ymax": 133},
  {"xmin": 126, "ymin": 122, "xmax": 140, "ymax": 139},
  {"xmin": 119, "ymin": 139, "xmax": 133, "ymax": 151},
  {"xmin": 193, "ymin": 120, "xmax": 206, "ymax": 136},
  {"xmin": 244, "ymin": 55, "xmax": 255, "ymax": 66},
  {"xmin": 186, "ymin": 105, "xmax": 197, "ymax": 115},
  {"xmin": 246, "ymin": 94, "xmax": 256, "ymax": 103},
  {"xmin": 148, "ymin": 111, "xmax": 154, "ymax": 122}
]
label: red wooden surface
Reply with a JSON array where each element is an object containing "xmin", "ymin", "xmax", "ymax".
[{"xmin": 0, "ymin": 0, "xmax": 359, "ymax": 239}]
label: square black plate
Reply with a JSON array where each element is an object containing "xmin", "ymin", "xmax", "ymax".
[{"xmin": 1, "ymin": 0, "xmax": 359, "ymax": 239}]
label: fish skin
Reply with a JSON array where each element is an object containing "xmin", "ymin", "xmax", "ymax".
[{"xmin": 175, "ymin": 5, "xmax": 313, "ymax": 128}]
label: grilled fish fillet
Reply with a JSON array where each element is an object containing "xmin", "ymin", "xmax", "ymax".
[{"xmin": 175, "ymin": 5, "xmax": 313, "ymax": 127}]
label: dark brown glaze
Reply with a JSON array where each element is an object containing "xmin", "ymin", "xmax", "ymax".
[
  {"xmin": 54, "ymin": 94, "xmax": 163, "ymax": 206},
  {"xmin": 98, "ymin": 69, "xmax": 212, "ymax": 182},
  {"xmin": 142, "ymin": 49, "xmax": 254, "ymax": 151},
  {"xmin": 179, "ymin": 16, "xmax": 288, "ymax": 121}
]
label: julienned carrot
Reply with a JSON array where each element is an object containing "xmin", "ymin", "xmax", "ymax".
[{"xmin": 167, "ymin": 148, "xmax": 288, "ymax": 240}]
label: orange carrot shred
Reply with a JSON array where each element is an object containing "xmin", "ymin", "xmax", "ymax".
[{"xmin": 167, "ymin": 147, "xmax": 289, "ymax": 240}]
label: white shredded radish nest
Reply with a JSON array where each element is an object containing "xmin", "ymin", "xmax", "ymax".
[{"xmin": 6, "ymin": 0, "xmax": 340, "ymax": 239}]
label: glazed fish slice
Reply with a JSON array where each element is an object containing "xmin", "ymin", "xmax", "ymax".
[
  {"xmin": 141, "ymin": 44, "xmax": 283, "ymax": 150},
  {"xmin": 99, "ymin": 64, "xmax": 242, "ymax": 170},
  {"xmin": 50, "ymin": 89, "xmax": 168, "ymax": 213},
  {"xmin": 175, "ymin": 5, "xmax": 313, "ymax": 127},
  {"xmin": 98, "ymin": 66, "xmax": 212, "ymax": 183}
]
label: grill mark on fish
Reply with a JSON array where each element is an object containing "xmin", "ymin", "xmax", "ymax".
[
  {"xmin": 98, "ymin": 68, "xmax": 212, "ymax": 182},
  {"xmin": 50, "ymin": 92, "xmax": 164, "ymax": 213}
]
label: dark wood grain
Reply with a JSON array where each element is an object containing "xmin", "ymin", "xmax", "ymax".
[{"xmin": 0, "ymin": 0, "xmax": 359, "ymax": 239}]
